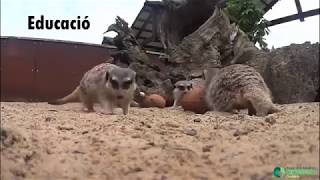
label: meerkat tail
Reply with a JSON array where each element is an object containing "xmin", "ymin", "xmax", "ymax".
[{"xmin": 48, "ymin": 86, "xmax": 80, "ymax": 105}]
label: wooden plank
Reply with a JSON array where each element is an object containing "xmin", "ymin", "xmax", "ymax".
[
  {"xmin": 268, "ymin": 8, "xmax": 320, "ymax": 26},
  {"xmin": 294, "ymin": 0, "xmax": 304, "ymax": 21},
  {"xmin": 132, "ymin": 26, "xmax": 153, "ymax": 32}
]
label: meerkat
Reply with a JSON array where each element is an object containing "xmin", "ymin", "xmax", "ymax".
[
  {"xmin": 203, "ymin": 64, "xmax": 279, "ymax": 116},
  {"xmin": 172, "ymin": 80, "xmax": 193, "ymax": 108},
  {"xmin": 48, "ymin": 63, "xmax": 137, "ymax": 115},
  {"xmin": 189, "ymin": 78, "xmax": 205, "ymax": 88}
]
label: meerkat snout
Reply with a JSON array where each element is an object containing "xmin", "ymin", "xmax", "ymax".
[
  {"xmin": 106, "ymin": 69, "xmax": 136, "ymax": 99},
  {"xmin": 104, "ymin": 67, "xmax": 137, "ymax": 114}
]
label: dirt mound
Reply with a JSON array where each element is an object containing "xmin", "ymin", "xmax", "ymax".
[{"xmin": 1, "ymin": 102, "xmax": 319, "ymax": 179}]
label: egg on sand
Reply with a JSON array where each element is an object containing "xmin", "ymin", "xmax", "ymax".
[
  {"xmin": 180, "ymin": 86, "xmax": 209, "ymax": 114},
  {"xmin": 139, "ymin": 92, "xmax": 166, "ymax": 108}
]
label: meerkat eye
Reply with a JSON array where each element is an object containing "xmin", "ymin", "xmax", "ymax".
[
  {"xmin": 187, "ymin": 85, "xmax": 192, "ymax": 90},
  {"xmin": 110, "ymin": 79, "xmax": 119, "ymax": 89},
  {"xmin": 178, "ymin": 86, "xmax": 185, "ymax": 91},
  {"xmin": 105, "ymin": 72, "xmax": 109, "ymax": 81},
  {"xmin": 122, "ymin": 80, "xmax": 133, "ymax": 89}
]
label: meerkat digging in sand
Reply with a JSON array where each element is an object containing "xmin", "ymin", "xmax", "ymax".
[
  {"xmin": 203, "ymin": 64, "xmax": 279, "ymax": 116},
  {"xmin": 48, "ymin": 63, "xmax": 137, "ymax": 115}
]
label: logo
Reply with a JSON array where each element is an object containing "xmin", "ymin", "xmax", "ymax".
[
  {"xmin": 273, "ymin": 167, "xmax": 285, "ymax": 178},
  {"xmin": 273, "ymin": 166, "xmax": 318, "ymax": 178}
]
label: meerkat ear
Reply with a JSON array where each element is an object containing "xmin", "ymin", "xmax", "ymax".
[
  {"xmin": 134, "ymin": 72, "xmax": 137, "ymax": 82},
  {"xmin": 105, "ymin": 71, "xmax": 109, "ymax": 81},
  {"xmin": 202, "ymin": 70, "xmax": 207, "ymax": 80}
]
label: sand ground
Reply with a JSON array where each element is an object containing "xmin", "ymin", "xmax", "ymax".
[{"xmin": 1, "ymin": 102, "xmax": 319, "ymax": 180}]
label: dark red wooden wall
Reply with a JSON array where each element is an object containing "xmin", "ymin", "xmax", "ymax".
[{"xmin": 1, "ymin": 36, "xmax": 114, "ymax": 102}]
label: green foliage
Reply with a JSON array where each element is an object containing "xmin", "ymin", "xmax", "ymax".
[{"xmin": 224, "ymin": 0, "xmax": 270, "ymax": 49}]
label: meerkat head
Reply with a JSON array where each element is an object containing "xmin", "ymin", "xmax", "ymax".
[
  {"xmin": 105, "ymin": 67, "xmax": 137, "ymax": 100},
  {"xmin": 174, "ymin": 80, "xmax": 193, "ymax": 94}
]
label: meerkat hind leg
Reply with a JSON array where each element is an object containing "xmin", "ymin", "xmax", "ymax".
[
  {"xmin": 79, "ymin": 92, "xmax": 94, "ymax": 113},
  {"xmin": 247, "ymin": 101, "xmax": 256, "ymax": 116},
  {"xmin": 248, "ymin": 98, "xmax": 270, "ymax": 117}
]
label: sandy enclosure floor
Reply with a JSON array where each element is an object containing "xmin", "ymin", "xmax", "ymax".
[{"xmin": 1, "ymin": 102, "xmax": 319, "ymax": 180}]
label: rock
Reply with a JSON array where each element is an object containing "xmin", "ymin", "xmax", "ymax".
[
  {"xmin": 233, "ymin": 129, "xmax": 249, "ymax": 137},
  {"xmin": 190, "ymin": 70, "xmax": 203, "ymax": 78},
  {"xmin": 265, "ymin": 116, "xmax": 276, "ymax": 125},
  {"xmin": 202, "ymin": 145, "xmax": 213, "ymax": 152},
  {"xmin": 248, "ymin": 42, "xmax": 319, "ymax": 104},
  {"xmin": 164, "ymin": 122, "xmax": 180, "ymax": 128},
  {"xmin": 45, "ymin": 117, "xmax": 55, "ymax": 122},
  {"xmin": 193, "ymin": 118, "xmax": 201, "ymax": 122},
  {"xmin": 82, "ymin": 130, "xmax": 89, "ymax": 134},
  {"xmin": 184, "ymin": 128, "xmax": 197, "ymax": 136},
  {"xmin": 131, "ymin": 134, "xmax": 141, "ymax": 138},
  {"xmin": 245, "ymin": 42, "xmax": 319, "ymax": 104},
  {"xmin": 57, "ymin": 125, "xmax": 74, "ymax": 131}
]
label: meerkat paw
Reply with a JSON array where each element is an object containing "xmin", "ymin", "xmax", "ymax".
[
  {"xmin": 269, "ymin": 105, "xmax": 280, "ymax": 114},
  {"xmin": 99, "ymin": 111, "xmax": 113, "ymax": 115},
  {"xmin": 169, "ymin": 106, "xmax": 182, "ymax": 110},
  {"xmin": 230, "ymin": 109, "xmax": 240, "ymax": 114},
  {"xmin": 82, "ymin": 108, "xmax": 94, "ymax": 113},
  {"xmin": 130, "ymin": 101, "xmax": 140, "ymax": 107}
]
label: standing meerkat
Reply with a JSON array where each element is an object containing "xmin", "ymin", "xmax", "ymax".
[
  {"xmin": 203, "ymin": 64, "xmax": 279, "ymax": 116},
  {"xmin": 48, "ymin": 63, "xmax": 137, "ymax": 115},
  {"xmin": 172, "ymin": 80, "xmax": 193, "ymax": 108}
]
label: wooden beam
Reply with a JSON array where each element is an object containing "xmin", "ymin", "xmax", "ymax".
[
  {"xmin": 142, "ymin": 10, "xmax": 160, "ymax": 46},
  {"xmin": 294, "ymin": 0, "xmax": 304, "ymax": 22},
  {"xmin": 136, "ymin": 18, "xmax": 153, "ymax": 24},
  {"xmin": 268, "ymin": 8, "xmax": 320, "ymax": 26},
  {"xmin": 143, "ymin": 45, "xmax": 164, "ymax": 52},
  {"xmin": 132, "ymin": 26, "xmax": 152, "ymax": 33},
  {"xmin": 136, "ymin": 13, "xmax": 153, "ymax": 39}
]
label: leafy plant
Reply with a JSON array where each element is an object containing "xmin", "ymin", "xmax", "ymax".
[{"xmin": 224, "ymin": 0, "xmax": 270, "ymax": 49}]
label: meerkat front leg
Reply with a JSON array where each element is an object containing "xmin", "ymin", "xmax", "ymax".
[
  {"xmin": 98, "ymin": 97, "xmax": 113, "ymax": 115},
  {"xmin": 171, "ymin": 87, "xmax": 183, "ymax": 108},
  {"xmin": 121, "ymin": 101, "xmax": 131, "ymax": 115},
  {"xmin": 172, "ymin": 96, "xmax": 182, "ymax": 108},
  {"xmin": 172, "ymin": 97, "xmax": 179, "ymax": 108}
]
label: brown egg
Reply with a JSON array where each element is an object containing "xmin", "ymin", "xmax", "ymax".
[
  {"xmin": 141, "ymin": 94, "xmax": 166, "ymax": 108},
  {"xmin": 180, "ymin": 86, "xmax": 209, "ymax": 114}
]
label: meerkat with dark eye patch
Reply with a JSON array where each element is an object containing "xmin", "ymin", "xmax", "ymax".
[
  {"xmin": 48, "ymin": 63, "xmax": 137, "ymax": 115},
  {"xmin": 203, "ymin": 64, "xmax": 279, "ymax": 116},
  {"xmin": 172, "ymin": 80, "xmax": 193, "ymax": 108}
]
